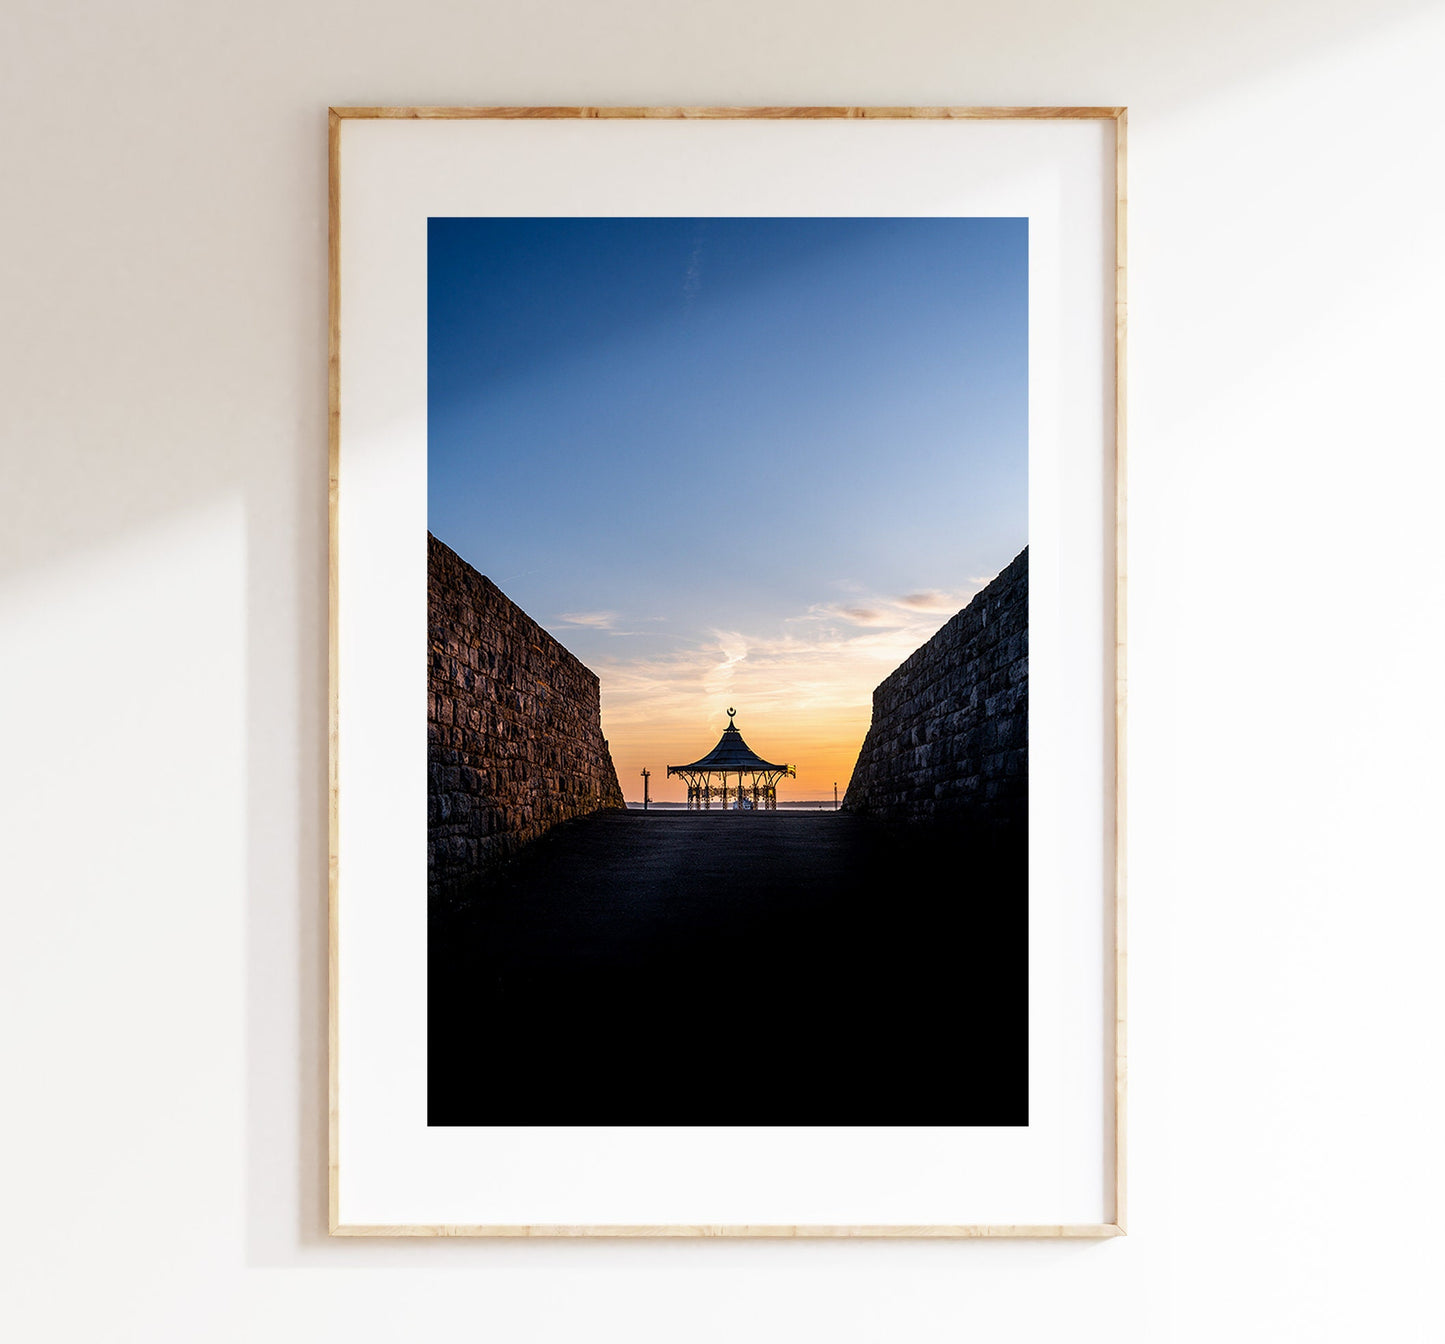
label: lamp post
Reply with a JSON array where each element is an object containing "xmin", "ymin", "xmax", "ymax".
[{"xmin": 640, "ymin": 768, "xmax": 650, "ymax": 811}]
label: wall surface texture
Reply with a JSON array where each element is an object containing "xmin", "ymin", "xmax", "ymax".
[
  {"xmin": 428, "ymin": 534, "xmax": 624, "ymax": 899},
  {"xmin": 3, "ymin": 2, "xmax": 1444, "ymax": 1342},
  {"xmin": 844, "ymin": 547, "xmax": 1026, "ymax": 831}
]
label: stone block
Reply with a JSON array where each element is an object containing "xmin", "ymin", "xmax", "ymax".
[
  {"xmin": 427, "ymin": 532, "xmax": 625, "ymax": 899},
  {"xmin": 842, "ymin": 547, "xmax": 1027, "ymax": 831}
]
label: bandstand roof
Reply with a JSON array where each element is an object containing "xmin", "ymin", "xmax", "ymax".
[{"xmin": 667, "ymin": 710, "xmax": 791, "ymax": 775}]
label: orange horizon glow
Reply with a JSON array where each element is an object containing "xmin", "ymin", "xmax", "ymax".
[
  {"xmin": 607, "ymin": 713, "xmax": 870, "ymax": 805},
  {"xmin": 592, "ymin": 581, "xmax": 987, "ymax": 804}
]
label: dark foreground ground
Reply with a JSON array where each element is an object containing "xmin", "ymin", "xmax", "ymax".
[{"xmin": 429, "ymin": 810, "xmax": 1026, "ymax": 1125}]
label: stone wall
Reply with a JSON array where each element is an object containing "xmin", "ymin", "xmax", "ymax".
[
  {"xmin": 428, "ymin": 533, "xmax": 624, "ymax": 901},
  {"xmin": 842, "ymin": 547, "xmax": 1027, "ymax": 839}
]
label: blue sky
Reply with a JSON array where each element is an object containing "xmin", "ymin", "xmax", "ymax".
[{"xmin": 429, "ymin": 216, "xmax": 1027, "ymax": 799}]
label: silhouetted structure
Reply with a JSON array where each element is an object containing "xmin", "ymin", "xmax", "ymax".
[{"xmin": 667, "ymin": 709, "xmax": 795, "ymax": 810}]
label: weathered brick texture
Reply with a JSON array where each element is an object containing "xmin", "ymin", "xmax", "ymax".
[
  {"xmin": 842, "ymin": 547, "xmax": 1027, "ymax": 837},
  {"xmin": 428, "ymin": 533, "xmax": 624, "ymax": 901}
]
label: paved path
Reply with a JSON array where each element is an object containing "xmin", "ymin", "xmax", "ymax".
[{"xmin": 429, "ymin": 809, "xmax": 1026, "ymax": 1125}]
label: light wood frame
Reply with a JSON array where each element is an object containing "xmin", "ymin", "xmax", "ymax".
[{"xmin": 328, "ymin": 105, "xmax": 1128, "ymax": 1239}]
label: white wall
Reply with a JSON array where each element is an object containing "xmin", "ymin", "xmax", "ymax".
[{"xmin": 3, "ymin": 2, "xmax": 1442, "ymax": 1339}]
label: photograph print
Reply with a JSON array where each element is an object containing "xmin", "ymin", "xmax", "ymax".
[{"xmin": 426, "ymin": 216, "xmax": 1029, "ymax": 1126}]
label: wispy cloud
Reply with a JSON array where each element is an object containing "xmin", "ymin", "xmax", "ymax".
[
  {"xmin": 595, "ymin": 580, "xmax": 986, "ymax": 783},
  {"xmin": 834, "ymin": 606, "xmax": 895, "ymax": 627},
  {"xmin": 801, "ymin": 581, "xmax": 985, "ymax": 632},
  {"xmin": 897, "ymin": 589, "xmax": 967, "ymax": 613},
  {"xmin": 556, "ymin": 610, "xmax": 619, "ymax": 629},
  {"xmin": 682, "ymin": 224, "xmax": 705, "ymax": 312}
]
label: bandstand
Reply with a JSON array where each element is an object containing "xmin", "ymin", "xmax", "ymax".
[{"xmin": 667, "ymin": 708, "xmax": 795, "ymax": 811}]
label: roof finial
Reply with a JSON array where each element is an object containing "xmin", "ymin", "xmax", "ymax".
[{"xmin": 727, "ymin": 706, "xmax": 736, "ymax": 724}]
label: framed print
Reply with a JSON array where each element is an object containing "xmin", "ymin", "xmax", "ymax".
[{"xmin": 329, "ymin": 106, "xmax": 1126, "ymax": 1237}]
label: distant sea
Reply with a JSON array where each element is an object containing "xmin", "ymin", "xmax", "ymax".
[{"xmin": 625, "ymin": 800, "xmax": 839, "ymax": 811}]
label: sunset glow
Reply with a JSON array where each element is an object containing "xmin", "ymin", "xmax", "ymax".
[{"xmin": 593, "ymin": 577, "xmax": 989, "ymax": 801}]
